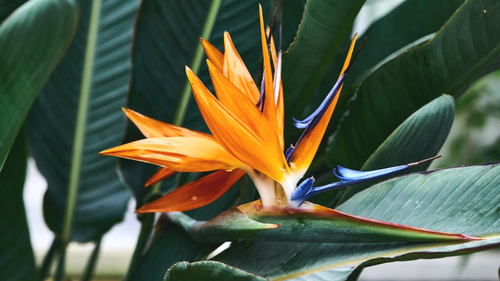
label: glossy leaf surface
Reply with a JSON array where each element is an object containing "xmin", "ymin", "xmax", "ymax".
[
  {"xmin": 28, "ymin": 0, "xmax": 139, "ymax": 242},
  {"xmin": 328, "ymin": 0, "xmax": 500, "ymax": 171},
  {"xmin": 0, "ymin": 0, "xmax": 79, "ymax": 171},
  {"xmin": 216, "ymin": 162, "xmax": 500, "ymax": 280}
]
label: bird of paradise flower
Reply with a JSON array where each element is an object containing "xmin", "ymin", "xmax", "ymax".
[{"xmin": 100, "ymin": 6, "xmax": 433, "ymax": 213}]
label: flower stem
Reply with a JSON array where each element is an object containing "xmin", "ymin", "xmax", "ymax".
[
  {"xmin": 80, "ymin": 237, "xmax": 102, "ymax": 281},
  {"xmin": 38, "ymin": 238, "xmax": 60, "ymax": 281}
]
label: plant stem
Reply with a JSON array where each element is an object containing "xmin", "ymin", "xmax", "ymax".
[
  {"xmin": 38, "ymin": 238, "xmax": 59, "ymax": 281},
  {"xmin": 53, "ymin": 247, "xmax": 66, "ymax": 281},
  {"xmin": 80, "ymin": 237, "xmax": 102, "ymax": 281},
  {"xmin": 171, "ymin": 0, "xmax": 222, "ymax": 127},
  {"xmin": 123, "ymin": 213, "xmax": 155, "ymax": 281},
  {"xmin": 61, "ymin": 0, "xmax": 101, "ymax": 250}
]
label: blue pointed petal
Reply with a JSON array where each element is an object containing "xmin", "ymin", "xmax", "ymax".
[
  {"xmin": 335, "ymin": 165, "xmax": 409, "ymax": 182},
  {"xmin": 285, "ymin": 145, "xmax": 295, "ymax": 162},
  {"xmin": 291, "ymin": 164, "xmax": 410, "ymax": 205},
  {"xmin": 291, "ymin": 177, "xmax": 315, "ymax": 200}
]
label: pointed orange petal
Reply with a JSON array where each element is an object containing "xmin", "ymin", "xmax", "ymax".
[
  {"xmin": 200, "ymin": 38, "xmax": 224, "ymax": 71},
  {"xmin": 259, "ymin": 5, "xmax": 276, "ymax": 132},
  {"xmin": 207, "ymin": 59, "xmax": 284, "ymax": 164},
  {"xmin": 137, "ymin": 169, "xmax": 246, "ymax": 212},
  {"xmin": 123, "ymin": 108, "xmax": 211, "ymax": 139},
  {"xmin": 186, "ymin": 67, "xmax": 288, "ymax": 185},
  {"xmin": 222, "ymin": 32, "xmax": 261, "ymax": 104},
  {"xmin": 100, "ymin": 137, "xmax": 243, "ymax": 172},
  {"xmin": 290, "ymin": 34, "xmax": 358, "ymax": 179},
  {"xmin": 144, "ymin": 167, "xmax": 177, "ymax": 187}
]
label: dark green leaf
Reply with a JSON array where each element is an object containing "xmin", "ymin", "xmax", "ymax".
[
  {"xmin": 164, "ymin": 261, "xmax": 267, "ymax": 281},
  {"xmin": 0, "ymin": 0, "xmax": 79, "ymax": 171},
  {"xmin": 28, "ymin": 0, "xmax": 139, "ymax": 242},
  {"xmin": 327, "ymin": 0, "xmax": 500, "ymax": 171},
  {"xmin": 282, "ymin": 0, "xmax": 365, "ymax": 139},
  {"xmin": 0, "ymin": 128, "xmax": 36, "ymax": 281},
  {"xmin": 216, "ymin": 162, "xmax": 500, "ymax": 280},
  {"xmin": 327, "ymin": 94, "xmax": 455, "ymax": 206},
  {"xmin": 130, "ymin": 183, "xmax": 241, "ymax": 280},
  {"xmin": 0, "ymin": 0, "xmax": 27, "ymax": 23},
  {"xmin": 345, "ymin": 0, "xmax": 466, "ymax": 87}
]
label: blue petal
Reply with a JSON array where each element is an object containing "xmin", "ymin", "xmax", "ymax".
[
  {"xmin": 286, "ymin": 74, "xmax": 346, "ymax": 162},
  {"xmin": 291, "ymin": 164, "xmax": 410, "ymax": 205},
  {"xmin": 285, "ymin": 145, "xmax": 295, "ymax": 162},
  {"xmin": 291, "ymin": 177, "xmax": 315, "ymax": 200},
  {"xmin": 334, "ymin": 165, "xmax": 408, "ymax": 183},
  {"xmin": 292, "ymin": 74, "xmax": 346, "ymax": 130}
]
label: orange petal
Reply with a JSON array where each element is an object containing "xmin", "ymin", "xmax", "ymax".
[
  {"xmin": 186, "ymin": 67, "xmax": 288, "ymax": 185},
  {"xmin": 207, "ymin": 59, "xmax": 283, "ymax": 164},
  {"xmin": 137, "ymin": 169, "xmax": 246, "ymax": 212},
  {"xmin": 100, "ymin": 137, "xmax": 244, "ymax": 173},
  {"xmin": 123, "ymin": 108, "xmax": 211, "ymax": 139},
  {"xmin": 222, "ymin": 32, "xmax": 261, "ymax": 104},
  {"xmin": 259, "ymin": 5, "xmax": 276, "ymax": 133},
  {"xmin": 290, "ymin": 34, "xmax": 358, "ymax": 179},
  {"xmin": 144, "ymin": 168, "xmax": 177, "ymax": 187},
  {"xmin": 200, "ymin": 38, "xmax": 224, "ymax": 71}
]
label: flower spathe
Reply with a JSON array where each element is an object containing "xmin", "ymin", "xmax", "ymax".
[{"xmin": 100, "ymin": 6, "xmax": 406, "ymax": 212}]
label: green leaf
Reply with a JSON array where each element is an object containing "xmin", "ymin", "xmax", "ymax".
[
  {"xmin": 282, "ymin": 0, "xmax": 365, "ymax": 138},
  {"xmin": 130, "ymin": 184, "xmax": 242, "ymax": 281},
  {"xmin": 321, "ymin": 94, "xmax": 455, "ymax": 206},
  {"xmin": 130, "ymin": 220, "xmax": 205, "ymax": 281},
  {"xmin": 0, "ymin": 0, "xmax": 27, "ymax": 23},
  {"xmin": 215, "ymin": 162, "xmax": 500, "ymax": 280},
  {"xmin": 164, "ymin": 261, "xmax": 267, "ymax": 281},
  {"xmin": 344, "ymin": 0, "xmax": 466, "ymax": 87},
  {"xmin": 327, "ymin": 0, "xmax": 500, "ymax": 171},
  {"xmin": 0, "ymin": 128, "xmax": 36, "ymax": 281},
  {"xmin": 0, "ymin": 0, "xmax": 79, "ymax": 171},
  {"xmin": 170, "ymin": 200, "xmax": 475, "ymax": 244},
  {"xmin": 27, "ymin": 0, "xmax": 139, "ymax": 242}
]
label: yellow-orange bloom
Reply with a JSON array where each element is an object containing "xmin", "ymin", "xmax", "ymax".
[{"xmin": 100, "ymin": 6, "xmax": 357, "ymax": 212}]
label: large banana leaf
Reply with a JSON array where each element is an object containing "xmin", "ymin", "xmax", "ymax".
[
  {"xmin": 0, "ymin": 0, "xmax": 79, "ymax": 171},
  {"xmin": 215, "ymin": 162, "xmax": 500, "ymax": 280},
  {"xmin": 327, "ymin": 0, "xmax": 500, "ymax": 170},
  {"xmin": 344, "ymin": 0, "xmax": 466, "ymax": 87},
  {"xmin": 27, "ymin": 0, "xmax": 139, "ymax": 242},
  {"xmin": 0, "ymin": 128, "xmax": 36, "ymax": 281}
]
